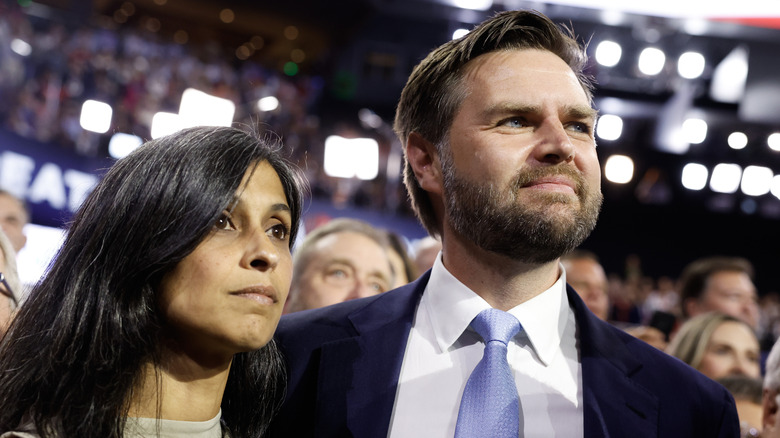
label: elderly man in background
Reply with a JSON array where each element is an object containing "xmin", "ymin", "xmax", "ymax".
[{"xmin": 284, "ymin": 218, "xmax": 395, "ymax": 313}]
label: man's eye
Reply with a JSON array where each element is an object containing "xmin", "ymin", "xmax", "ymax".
[
  {"xmin": 326, "ymin": 269, "xmax": 349, "ymax": 280},
  {"xmin": 567, "ymin": 122, "xmax": 591, "ymax": 134},
  {"xmin": 500, "ymin": 118, "xmax": 526, "ymax": 128},
  {"xmin": 369, "ymin": 282, "xmax": 387, "ymax": 293}
]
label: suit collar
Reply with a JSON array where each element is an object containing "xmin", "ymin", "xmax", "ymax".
[
  {"xmin": 568, "ymin": 286, "xmax": 659, "ymax": 437},
  {"xmin": 317, "ymin": 272, "xmax": 429, "ymax": 437}
]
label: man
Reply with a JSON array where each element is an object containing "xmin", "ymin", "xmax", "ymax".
[
  {"xmin": 284, "ymin": 218, "xmax": 395, "ymax": 313},
  {"xmin": 561, "ymin": 249, "xmax": 609, "ymax": 321},
  {"xmin": 0, "ymin": 190, "xmax": 28, "ymax": 253},
  {"xmin": 270, "ymin": 10, "xmax": 738, "ymax": 437},
  {"xmin": 763, "ymin": 337, "xmax": 780, "ymax": 436},
  {"xmin": 679, "ymin": 256, "xmax": 759, "ymax": 330}
]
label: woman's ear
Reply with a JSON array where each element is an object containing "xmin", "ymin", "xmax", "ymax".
[{"xmin": 406, "ymin": 132, "xmax": 443, "ymax": 195}]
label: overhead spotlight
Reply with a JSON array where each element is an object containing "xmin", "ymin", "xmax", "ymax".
[
  {"xmin": 681, "ymin": 163, "xmax": 708, "ymax": 190},
  {"xmin": 638, "ymin": 47, "xmax": 665, "ymax": 76},
  {"xmin": 10, "ymin": 38, "xmax": 32, "ymax": 56},
  {"xmin": 728, "ymin": 132, "xmax": 748, "ymax": 150},
  {"xmin": 682, "ymin": 118, "xmax": 707, "ymax": 144},
  {"xmin": 595, "ymin": 41, "xmax": 622, "ymax": 67},
  {"xmin": 452, "ymin": 28, "xmax": 469, "ymax": 40},
  {"xmin": 108, "ymin": 133, "xmax": 143, "ymax": 159},
  {"xmin": 596, "ymin": 114, "xmax": 623, "ymax": 141},
  {"xmin": 741, "ymin": 165, "xmax": 773, "ymax": 196},
  {"xmin": 710, "ymin": 45, "xmax": 748, "ymax": 103},
  {"xmin": 179, "ymin": 88, "xmax": 235, "ymax": 128},
  {"xmin": 452, "ymin": 0, "xmax": 492, "ymax": 10},
  {"xmin": 709, "ymin": 163, "xmax": 742, "ymax": 194},
  {"xmin": 600, "ymin": 10, "xmax": 625, "ymax": 26},
  {"xmin": 678, "ymin": 51, "xmax": 705, "ymax": 79},
  {"xmin": 771, "ymin": 175, "xmax": 780, "ymax": 200},
  {"xmin": 769, "ymin": 133, "xmax": 780, "ymax": 151},
  {"xmin": 150, "ymin": 112, "xmax": 184, "ymax": 139},
  {"xmin": 323, "ymin": 135, "xmax": 379, "ymax": 180},
  {"xmin": 79, "ymin": 100, "xmax": 112, "ymax": 133},
  {"xmin": 604, "ymin": 155, "xmax": 634, "ymax": 184},
  {"xmin": 257, "ymin": 96, "xmax": 279, "ymax": 112}
]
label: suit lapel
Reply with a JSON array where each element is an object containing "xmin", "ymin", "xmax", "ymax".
[
  {"xmin": 316, "ymin": 273, "xmax": 429, "ymax": 437},
  {"xmin": 569, "ymin": 287, "xmax": 659, "ymax": 438}
]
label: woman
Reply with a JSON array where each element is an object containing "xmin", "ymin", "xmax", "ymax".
[
  {"xmin": 0, "ymin": 126, "xmax": 304, "ymax": 437},
  {"xmin": 0, "ymin": 228, "xmax": 22, "ymax": 336},
  {"xmin": 667, "ymin": 312, "xmax": 761, "ymax": 380}
]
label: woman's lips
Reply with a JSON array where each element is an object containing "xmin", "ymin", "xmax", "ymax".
[{"xmin": 231, "ymin": 285, "xmax": 277, "ymax": 305}]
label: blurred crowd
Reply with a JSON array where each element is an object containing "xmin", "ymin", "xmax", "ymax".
[{"xmin": 0, "ymin": 3, "xmax": 323, "ymax": 161}]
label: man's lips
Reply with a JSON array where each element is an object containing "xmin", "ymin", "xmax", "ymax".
[
  {"xmin": 230, "ymin": 285, "xmax": 278, "ymax": 305},
  {"xmin": 522, "ymin": 175, "xmax": 577, "ymax": 194}
]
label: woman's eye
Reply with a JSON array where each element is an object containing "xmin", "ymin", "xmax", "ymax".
[
  {"xmin": 268, "ymin": 223, "xmax": 289, "ymax": 240},
  {"xmin": 214, "ymin": 213, "xmax": 235, "ymax": 230}
]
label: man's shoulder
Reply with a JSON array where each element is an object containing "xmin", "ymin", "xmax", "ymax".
[
  {"xmin": 593, "ymin": 319, "xmax": 731, "ymax": 399},
  {"xmin": 276, "ymin": 276, "xmax": 427, "ymax": 347}
]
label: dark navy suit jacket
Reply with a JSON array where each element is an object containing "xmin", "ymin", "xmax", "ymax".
[{"xmin": 269, "ymin": 271, "xmax": 739, "ymax": 437}]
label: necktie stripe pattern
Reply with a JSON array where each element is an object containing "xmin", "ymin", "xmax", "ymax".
[{"xmin": 454, "ymin": 308, "xmax": 522, "ymax": 438}]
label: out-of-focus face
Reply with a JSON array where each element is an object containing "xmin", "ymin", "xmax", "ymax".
[
  {"xmin": 694, "ymin": 270, "xmax": 759, "ymax": 330},
  {"xmin": 698, "ymin": 320, "xmax": 761, "ymax": 380},
  {"xmin": 288, "ymin": 231, "xmax": 393, "ymax": 312},
  {"xmin": 563, "ymin": 257, "xmax": 609, "ymax": 320},
  {"xmin": 0, "ymin": 194, "xmax": 28, "ymax": 253},
  {"xmin": 0, "ymin": 249, "xmax": 10, "ymax": 334},
  {"xmin": 158, "ymin": 161, "xmax": 293, "ymax": 360},
  {"xmin": 440, "ymin": 49, "xmax": 602, "ymax": 263}
]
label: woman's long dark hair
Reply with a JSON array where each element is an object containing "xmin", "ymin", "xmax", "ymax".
[{"xmin": 0, "ymin": 126, "xmax": 304, "ymax": 437}]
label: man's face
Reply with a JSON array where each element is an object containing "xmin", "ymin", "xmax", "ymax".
[
  {"xmin": 696, "ymin": 270, "xmax": 759, "ymax": 329},
  {"xmin": 441, "ymin": 49, "xmax": 602, "ymax": 263},
  {"xmin": 0, "ymin": 194, "xmax": 28, "ymax": 253},
  {"xmin": 288, "ymin": 231, "xmax": 394, "ymax": 312},
  {"xmin": 563, "ymin": 258, "xmax": 610, "ymax": 320}
]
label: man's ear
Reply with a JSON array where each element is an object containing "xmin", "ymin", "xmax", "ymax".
[{"xmin": 406, "ymin": 132, "xmax": 442, "ymax": 195}]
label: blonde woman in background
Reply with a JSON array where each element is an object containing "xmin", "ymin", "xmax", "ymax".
[{"xmin": 667, "ymin": 312, "xmax": 761, "ymax": 380}]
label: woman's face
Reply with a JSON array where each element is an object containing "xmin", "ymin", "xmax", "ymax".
[
  {"xmin": 159, "ymin": 161, "xmax": 293, "ymax": 360},
  {"xmin": 698, "ymin": 320, "xmax": 761, "ymax": 380}
]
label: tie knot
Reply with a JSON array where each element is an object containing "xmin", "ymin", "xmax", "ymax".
[{"xmin": 471, "ymin": 308, "xmax": 521, "ymax": 345}]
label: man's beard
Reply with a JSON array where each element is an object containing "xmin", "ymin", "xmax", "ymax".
[{"xmin": 443, "ymin": 160, "xmax": 603, "ymax": 264}]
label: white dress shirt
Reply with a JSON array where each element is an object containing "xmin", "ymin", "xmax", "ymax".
[{"xmin": 387, "ymin": 253, "xmax": 583, "ymax": 437}]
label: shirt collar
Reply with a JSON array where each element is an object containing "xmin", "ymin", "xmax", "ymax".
[{"xmin": 424, "ymin": 253, "xmax": 569, "ymax": 366}]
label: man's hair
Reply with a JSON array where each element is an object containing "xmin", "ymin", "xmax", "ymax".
[
  {"xmin": 290, "ymin": 217, "xmax": 392, "ymax": 292},
  {"xmin": 393, "ymin": 9, "xmax": 594, "ymax": 237},
  {"xmin": 666, "ymin": 312, "xmax": 749, "ymax": 371},
  {"xmin": 678, "ymin": 256, "xmax": 755, "ymax": 318},
  {"xmin": 0, "ymin": 126, "xmax": 304, "ymax": 437},
  {"xmin": 765, "ymin": 337, "xmax": 780, "ymax": 390}
]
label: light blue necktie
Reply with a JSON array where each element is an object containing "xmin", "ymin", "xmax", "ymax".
[{"xmin": 454, "ymin": 308, "xmax": 522, "ymax": 438}]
